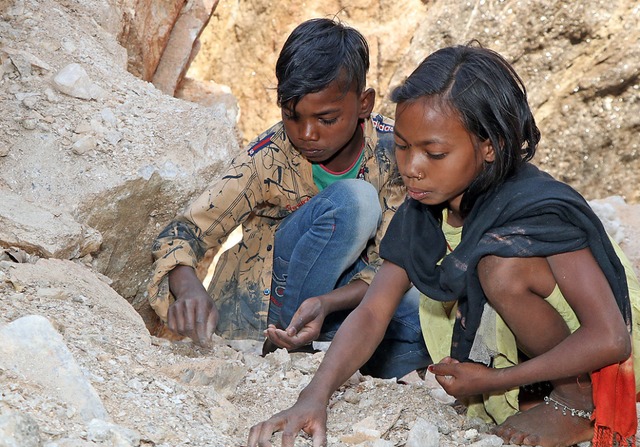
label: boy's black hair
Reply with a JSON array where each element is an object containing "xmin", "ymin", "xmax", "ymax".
[
  {"xmin": 275, "ymin": 17, "xmax": 369, "ymax": 111},
  {"xmin": 391, "ymin": 43, "xmax": 540, "ymax": 218}
]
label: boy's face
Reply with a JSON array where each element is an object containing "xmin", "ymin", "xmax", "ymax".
[{"xmin": 282, "ymin": 80, "xmax": 373, "ymax": 172}]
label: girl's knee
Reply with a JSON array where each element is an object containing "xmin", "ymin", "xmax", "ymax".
[
  {"xmin": 478, "ymin": 255, "xmax": 513, "ymax": 302},
  {"xmin": 478, "ymin": 256, "xmax": 552, "ymax": 305}
]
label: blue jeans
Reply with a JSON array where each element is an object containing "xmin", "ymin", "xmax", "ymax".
[{"xmin": 268, "ymin": 179, "xmax": 431, "ymax": 379}]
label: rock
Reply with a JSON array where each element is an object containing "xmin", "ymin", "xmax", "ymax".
[
  {"xmin": 0, "ymin": 189, "xmax": 102, "ymax": 259},
  {"xmin": 193, "ymin": 0, "xmax": 640, "ymax": 204},
  {"xmin": 86, "ymin": 419, "xmax": 140, "ymax": 446},
  {"xmin": 406, "ymin": 417, "xmax": 440, "ymax": 447},
  {"xmin": 52, "ymin": 63, "xmax": 98, "ymax": 100},
  {"xmin": 0, "ymin": 411, "xmax": 41, "ymax": 447},
  {"xmin": 0, "ymin": 0, "xmax": 240, "ymax": 335},
  {"xmin": 0, "ymin": 315, "xmax": 109, "ymax": 423}
]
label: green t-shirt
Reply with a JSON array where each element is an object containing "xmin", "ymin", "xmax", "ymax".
[{"xmin": 312, "ymin": 149, "xmax": 364, "ymax": 191}]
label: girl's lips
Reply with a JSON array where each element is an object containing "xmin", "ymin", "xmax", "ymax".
[{"xmin": 407, "ymin": 188, "xmax": 430, "ymax": 201}]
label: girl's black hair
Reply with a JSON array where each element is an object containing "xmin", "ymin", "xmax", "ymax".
[
  {"xmin": 276, "ymin": 18, "xmax": 369, "ymax": 111},
  {"xmin": 391, "ymin": 43, "xmax": 540, "ymax": 218}
]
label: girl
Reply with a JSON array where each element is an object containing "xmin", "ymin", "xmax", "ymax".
[{"xmin": 248, "ymin": 44, "xmax": 640, "ymax": 447}]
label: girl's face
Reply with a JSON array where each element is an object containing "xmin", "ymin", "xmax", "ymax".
[{"xmin": 394, "ymin": 97, "xmax": 494, "ymax": 218}]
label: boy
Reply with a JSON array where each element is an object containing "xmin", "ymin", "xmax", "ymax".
[{"xmin": 147, "ymin": 17, "xmax": 429, "ymax": 379}]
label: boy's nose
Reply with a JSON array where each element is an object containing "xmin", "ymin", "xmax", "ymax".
[{"xmin": 300, "ymin": 122, "xmax": 319, "ymax": 141}]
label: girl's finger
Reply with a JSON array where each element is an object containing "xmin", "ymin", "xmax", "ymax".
[{"xmin": 428, "ymin": 364, "xmax": 456, "ymax": 383}]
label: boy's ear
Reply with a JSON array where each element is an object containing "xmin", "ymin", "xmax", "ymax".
[{"xmin": 358, "ymin": 88, "xmax": 376, "ymax": 118}]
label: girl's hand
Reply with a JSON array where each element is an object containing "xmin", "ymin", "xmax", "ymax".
[
  {"xmin": 247, "ymin": 392, "xmax": 328, "ymax": 447},
  {"xmin": 428, "ymin": 357, "xmax": 497, "ymax": 398}
]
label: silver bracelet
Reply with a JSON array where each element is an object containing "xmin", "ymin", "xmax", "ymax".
[{"xmin": 543, "ymin": 395, "xmax": 592, "ymax": 419}]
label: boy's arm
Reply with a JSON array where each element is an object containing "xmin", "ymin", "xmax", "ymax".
[
  {"xmin": 266, "ymin": 177, "xmax": 407, "ymax": 349},
  {"xmin": 265, "ymin": 279, "xmax": 368, "ymax": 349},
  {"xmin": 148, "ymin": 156, "xmax": 262, "ymax": 336},
  {"xmin": 166, "ymin": 265, "xmax": 218, "ymax": 344}
]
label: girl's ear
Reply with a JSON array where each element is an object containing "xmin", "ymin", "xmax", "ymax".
[
  {"xmin": 358, "ymin": 88, "xmax": 376, "ymax": 118},
  {"xmin": 482, "ymin": 139, "xmax": 496, "ymax": 163}
]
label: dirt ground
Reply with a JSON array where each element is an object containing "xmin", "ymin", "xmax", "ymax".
[{"xmin": 1, "ymin": 1, "xmax": 639, "ymax": 446}]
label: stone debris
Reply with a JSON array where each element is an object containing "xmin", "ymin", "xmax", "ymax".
[
  {"xmin": 1, "ymin": 1, "xmax": 639, "ymax": 446},
  {"xmin": 53, "ymin": 63, "xmax": 103, "ymax": 100}
]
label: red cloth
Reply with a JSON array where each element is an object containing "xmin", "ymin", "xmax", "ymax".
[{"xmin": 592, "ymin": 353, "xmax": 637, "ymax": 446}]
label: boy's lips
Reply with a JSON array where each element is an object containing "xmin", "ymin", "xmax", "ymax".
[{"xmin": 298, "ymin": 147, "xmax": 324, "ymax": 157}]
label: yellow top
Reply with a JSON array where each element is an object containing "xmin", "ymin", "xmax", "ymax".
[{"xmin": 419, "ymin": 210, "xmax": 640, "ymax": 423}]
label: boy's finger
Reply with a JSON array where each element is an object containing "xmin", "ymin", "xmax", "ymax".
[
  {"xmin": 167, "ymin": 307, "xmax": 177, "ymax": 332},
  {"xmin": 194, "ymin": 303, "xmax": 211, "ymax": 343},
  {"xmin": 266, "ymin": 329, "xmax": 294, "ymax": 350},
  {"xmin": 205, "ymin": 311, "xmax": 217, "ymax": 340},
  {"xmin": 288, "ymin": 313, "xmax": 309, "ymax": 334},
  {"xmin": 195, "ymin": 319, "xmax": 207, "ymax": 344},
  {"xmin": 273, "ymin": 332, "xmax": 300, "ymax": 350},
  {"xmin": 167, "ymin": 305, "xmax": 184, "ymax": 334}
]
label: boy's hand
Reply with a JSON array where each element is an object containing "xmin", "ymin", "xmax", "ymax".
[
  {"xmin": 167, "ymin": 266, "xmax": 219, "ymax": 345},
  {"xmin": 247, "ymin": 396, "xmax": 328, "ymax": 447},
  {"xmin": 265, "ymin": 297, "xmax": 325, "ymax": 350},
  {"xmin": 428, "ymin": 357, "xmax": 496, "ymax": 398},
  {"xmin": 168, "ymin": 291, "xmax": 218, "ymax": 345}
]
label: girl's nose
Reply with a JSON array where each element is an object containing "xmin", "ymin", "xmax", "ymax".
[{"xmin": 404, "ymin": 151, "xmax": 423, "ymax": 179}]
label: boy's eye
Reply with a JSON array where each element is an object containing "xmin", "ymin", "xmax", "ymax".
[{"xmin": 320, "ymin": 117, "xmax": 338, "ymax": 125}]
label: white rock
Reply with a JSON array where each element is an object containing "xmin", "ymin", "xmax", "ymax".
[
  {"xmin": 52, "ymin": 63, "xmax": 95, "ymax": 100},
  {"xmin": 72, "ymin": 135, "xmax": 97, "ymax": 155},
  {"xmin": 406, "ymin": 417, "xmax": 440, "ymax": 447}
]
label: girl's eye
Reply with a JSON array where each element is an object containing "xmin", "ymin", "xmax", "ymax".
[
  {"xmin": 320, "ymin": 118, "xmax": 338, "ymax": 125},
  {"xmin": 394, "ymin": 142, "xmax": 408, "ymax": 151},
  {"xmin": 428, "ymin": 152, "xmax": 446, "ymax": 160}
]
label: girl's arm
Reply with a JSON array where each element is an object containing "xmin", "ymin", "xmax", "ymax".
[
  {"xmin": 430, "ymin": 247, "xmax": 631, "ymax": 397},
  {"xmin": 248, "ymin": 261, "xmax": 411, "ymax": 447}
]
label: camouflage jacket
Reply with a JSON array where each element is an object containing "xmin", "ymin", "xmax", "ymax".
[{"xmin": 147, "ymin": 113, "xmax": 404, "ymax": 340}]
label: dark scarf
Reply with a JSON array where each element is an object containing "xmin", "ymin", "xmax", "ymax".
[
  {"xmin": 380, "ymin": 163, "xmax": 631, "ymax": 361},
  {"xmin": 381, "ymin": 163, "xmax": 637, "ymax": 445}
]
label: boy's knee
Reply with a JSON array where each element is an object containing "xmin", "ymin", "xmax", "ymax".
[
  {"xmin": 342, "ymin": 178, "xmax": 378, "ymax": 199},
  {"xmin": 322, "ymin": 179, "xmax": 381, "ymax": 227},
  {"xmin": 343, "ymin": 179, "xmax": 381, "ymax": 222}
]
